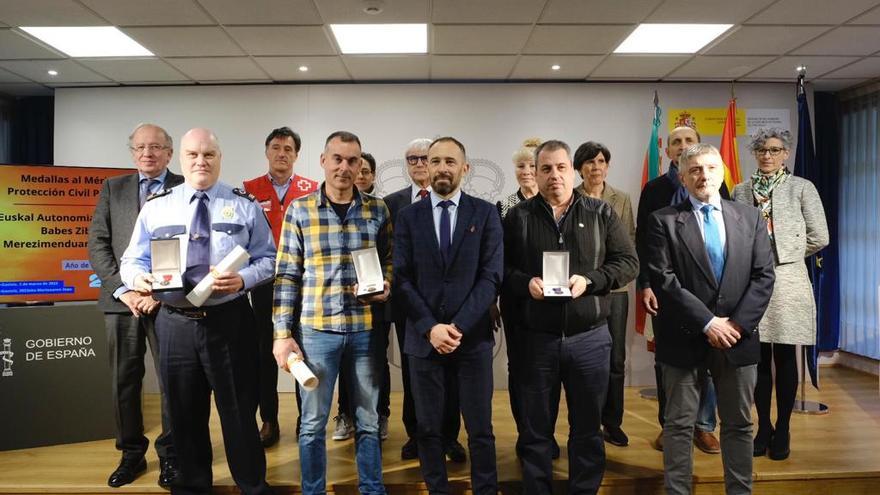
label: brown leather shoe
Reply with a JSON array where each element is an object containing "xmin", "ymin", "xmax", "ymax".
[
  {"xmin": 260, "ymin": 421, "xmax": 280, "ymax": 448},
  {"xmin": 694, "ymin": 430, "xmax": 721, "ymax": 454},
  {"xmin": 651, "ymin": 431, "xmax": 663, "ymax": 452}
]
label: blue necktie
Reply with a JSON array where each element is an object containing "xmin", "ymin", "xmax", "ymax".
[
  {"xmin": 438, "ymin": 200, "xmax": 452, "ymax": 261},
  {"xmin": 139, "ymin": 178, "xmax": 159, "ymax": 209},
  {"xmin": 184, "ymin": 191, "xmax": 211, "ymax": 291},
  {"xmin": 701, "ymin": 204, "xmax": 725, "ymax": 283}
]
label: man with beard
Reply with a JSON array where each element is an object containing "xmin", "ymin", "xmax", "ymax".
[{"xmin": 393, "ymin": 136, "xmax": 503, "ymax": 494}]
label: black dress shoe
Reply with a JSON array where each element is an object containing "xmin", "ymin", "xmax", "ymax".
[
  {"xmin": 768, "ymin": 429, "xmax": 790, "ymax": 461},
  {"xmin": 401, "ymin": 438, "xmax": 419, "ymax": 460},
  {"xmin": 603, "ymin": 425, "xmax": 629, "ymax": 447},
  {"xmin": 260, "ymin": 421, "xmax": 280, "ymax": 448},
  {"xmin": 445, "ymin": 440, "xmax": 467, "ymax": 463},
  {"xmin": 753, "ymin": 427, "xmax": 774, "ymax": 457},
  {"xmin": 108, "ymin": 457, "xmax": 147, "ymax": 488},
  {"xmin": 158, "ymin": 457, "xmax": 179, "ymax": 489}
]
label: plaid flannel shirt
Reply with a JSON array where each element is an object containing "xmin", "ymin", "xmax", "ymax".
[{"xmin": 273, "ymin": 184, "xmax": 392, "ymax": 338}]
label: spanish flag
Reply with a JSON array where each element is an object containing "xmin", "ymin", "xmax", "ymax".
[{"xmin": 720, "ymin": 98, "xmax": 742, "ymax": 190}]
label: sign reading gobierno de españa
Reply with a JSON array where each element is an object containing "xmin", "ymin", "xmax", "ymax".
[{"xmin": 0, "ymin": 164, "xmax": 132, "ymax": 303}]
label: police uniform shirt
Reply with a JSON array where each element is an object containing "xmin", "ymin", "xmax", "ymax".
[{"xmin": 120, "ymin": 181, "xmax": 277, "ymax": 308}]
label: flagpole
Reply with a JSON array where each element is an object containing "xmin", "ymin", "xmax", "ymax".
[
  {"xmin": 792, "ymin": 65, "xmax": 829, "ymax": 415},
  {"xmin": 639, "ymin": 90, "xmax": 661, "ymax": 402}
]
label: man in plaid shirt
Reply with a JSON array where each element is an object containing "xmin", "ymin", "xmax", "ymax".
[{"xmin": 272, "ymin": 131, "xmax": 392, "ymax": 495}]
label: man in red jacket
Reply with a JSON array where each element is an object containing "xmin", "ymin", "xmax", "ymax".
[{"xmin": 243, "ymin": 126, "xmax": 318, "ymax": 447}]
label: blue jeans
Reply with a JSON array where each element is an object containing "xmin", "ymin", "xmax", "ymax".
[
  {"xmin": 696, "ymin": 373, "xmax": 718, "ymax": 432},
  {"xmin": 296, "ymin": 327, "xmax": 385, "ymax": 495}
]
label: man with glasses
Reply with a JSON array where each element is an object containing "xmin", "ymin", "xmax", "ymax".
[
  {"xmin": 383, "ymin": 138, "xmax": 466, "ymax": 462},
  {"xmin": 243, "ymin": 127, "xmax": 318, "ymax": 447},
  {"xmin": 89, "ymin": 123, "xmax": 183, "ymax": 488}
]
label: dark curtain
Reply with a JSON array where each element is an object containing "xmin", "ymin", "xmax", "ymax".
[
  {"xmin": 812, "ymin": 92, "xmax": 841, "ymax": 353},
  {"xmin": 8, "ymin": 96, "xmax": 54, "ymax": 165}
]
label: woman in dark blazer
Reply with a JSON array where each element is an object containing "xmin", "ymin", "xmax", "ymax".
[{"xmin": 733, "ymin": 128, "xmax": 829, "ymax": 461}]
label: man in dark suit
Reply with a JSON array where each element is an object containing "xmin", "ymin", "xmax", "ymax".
[
  {"xmin": 394, "ymin": 136, "xmax": 503, "ymax": 495},
  {"xmin": 88, "ymin": 123, "xmax": 183, "ymax": 488},
  {"xmin": 645, "ymin": 143, "xmax": 774, "ymax": 495},
  {"xmin": 636, "ymin": 126, "xmax": 727, "ymax": 453},
  {"xmin": 384, "ymin": 138, "xmax": 465, "ymax": 462}
]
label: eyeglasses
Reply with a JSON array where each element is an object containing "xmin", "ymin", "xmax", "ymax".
[
  {"xmin": 754, "ymin": 147, "xmax": 785, "ymax": 156},
  {"xmin": 130, "ymin": 144, "xmax": 169, "ymax": 154},
  {"xmin": 406, "ymin": 155, "xmax": 429, "ymax": 165}
]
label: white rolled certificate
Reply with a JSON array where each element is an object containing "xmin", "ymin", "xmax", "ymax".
[
  {"xmin": 185, "ymin": 245, "xmax": 250, "ymax": 307},
  {"xmin": 286, "ymin": 352, "xmax": 318, "ymax": 391}
]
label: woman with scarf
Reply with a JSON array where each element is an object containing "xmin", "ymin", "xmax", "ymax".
[{"xmin": 733, "ymin": 127, "xmax": 829, "ymax": 461}]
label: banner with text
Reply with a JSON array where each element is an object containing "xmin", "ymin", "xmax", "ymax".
[{"xmin": 0, "ymin": 164, "xmax": 131, "ymax": 304}]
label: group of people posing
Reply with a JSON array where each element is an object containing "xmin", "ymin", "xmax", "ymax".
[{"xmin": 88, "ymin": 121, "xmax": 828, "ymax": 495}]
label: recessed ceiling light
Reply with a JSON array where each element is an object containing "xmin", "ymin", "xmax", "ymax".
[
  {"xmin": 47, "ymin": 69, "xmax": 58, "ymax": 76},
  {"xmin": 551, "ymin": 64, "xmax": 561, "ymax": 71},
  {"xmin": 614, "ymin": 24, "xmax": 732, "ymax": 54},
  {"xmin": 299, "ymin": 65, "xmax": 309, "ymax": 72},
  {"xmin": 330, "ymin": 24, "xmax": 427, "ymax": 54},
  {"xmin": 20, "ymin": 26, "xmax": 153, "ymax": 57}
]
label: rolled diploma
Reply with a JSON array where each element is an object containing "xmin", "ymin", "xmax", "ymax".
[
  {"xmin": 185, "ymin": 245, "xmax": 250, "ymax": 307},
  {"xmin": 287, "ymin": 352, "xmax": 318, "ymax": 391}
]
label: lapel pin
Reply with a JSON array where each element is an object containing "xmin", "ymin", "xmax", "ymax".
[
  {"xmin": 578, "ymin": 222, "xmax": 584, "ymax": 228},
  {"xmin": 469, "ymin": 225, "xmax": 475, "ymax": 233}
]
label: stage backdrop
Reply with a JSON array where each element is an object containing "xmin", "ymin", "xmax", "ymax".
[{"xmin": 53, "ymin": 82, "xmax": 801, "ymax": 392}]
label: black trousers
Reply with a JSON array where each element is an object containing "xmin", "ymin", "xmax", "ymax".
[
  {"xmin": 105, "ymin": 312, "xmax": 174, "ymax": 460},
  {"xmin": 602, "ymin": 292, "xmax": 628, "ymax": 429},
  {"xmin": 409, "ymin": 346, "xmax": 497, "ymax": 495},
  {"xmin": 520, "ymin": 327, "xmax": 611, "ymax": 495},
  {"xmin": 337, "ymin": 319, "xmax": 391, "ymax": 419},
  {"xmin": 250, "ymin": 283, "xmax": 301, "ymax": 432},
  {"xmin": 394, "ymin": 318, "xmax": 461, "ymax": 442},
  {"xmin": 156, "ymin": 298, "xmax": 270, "ymax": 495}
]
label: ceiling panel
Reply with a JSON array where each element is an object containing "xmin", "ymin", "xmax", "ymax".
[
  {"xmin": 747, "ymin": 0, "xmax": 880, "ymax": 25},
  {"xmin": 848, "ymin": 5, "xmax": 880, "ymax": 23},
  {"xmin": 77, "ymin": 58, "xmax": 189, "ymax": 82},
  {"xmin": 254, "ymin": 56, "xmax": 350, "ymax": 80},
  {"xmin": 342, "ymin": 55, "xmax": 429, "ymax": 80},
  {"xmin": 792, "ymin": 27, "xmax": 880, "ymax": 56},
  {"xmin": 705, "ymin": 25, "xmax": 830, "ymax": 56},
  {"xmin": 590, "ymin": 54, "xmax": 691, "ymax": 79},
  {"xmin": 0, "ymin": 0, "xmax": 108, "ymax": 26},
  {"xmin": 667, "ymin": 55, "xmax": 774, "ymax": 79},
  {"xmin": 811, "ymin": 78, "xmax": 870, "ymax": 91},
  {"xmin": 166, "ymin": 57, "xmax": 270, "ymax": 81},
  {"xmin": 0, "ymin": 83, "xmax": 54, "ymax": 96},
  {"xmin": 430, "ymin": 55, "xmax": 516, "ymax": 79},
  {"xmin": 123, "ymin": 27, "xmax": 244, "ymax": 57},
  {"xmin": 0, "ymin": 67, "xmax": 29, "ymax": 83},
  {"xmin": 314, "ymin": 0, "xmax": 428, "ymax": 23},
  {"xmin": 541, "ymin": 0, "xmax": 662, "ymax": 24},
  {"xmin": 433, "ymin": 25, "xmax": 532, "ymax": 54},
  {"xmin": 432, "ymin": 0, "xmax": 544, "ymax": 24},
  {"xmin": 0, "ymin": 60, "xmax": 110, "ymax": 83},
  {"xmin": 646, "ymin": 0, "xmax": 775, "ymax": 23},
  {"xmin": 0, "ymin": 29, "xmax": 65, "ymax": 59},
  {"xmin": 823, "ymin": 57, "xmax": 880, "ymax": 78},
  {"xmin": 80, "ymin": 0, "xmax": 214, "ymax": 26},
  {"xmin": 524, "ymin": 25, "xmax": 635, "ymax": 55},
  {"xmin": 226, "ymin": 26, "xmax": 335, "ymax": 56},
  {"xmin": 510, "ymin": 55, "xmax": 604, "ymax": 79},
  {"xmin": 199, "ymin": 0, "xmax": 323, "ymax": 25},
  {"xmin": 742, "ymin": 55, "xmax": 859, "ymax": 79}
]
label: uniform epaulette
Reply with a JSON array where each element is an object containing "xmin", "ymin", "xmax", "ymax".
[
  {"xmin": 146, "ymin": 188, "xmax": 172, "ymax": 201},
  {"xmin": 233, "ymin": 188, "xmax": 257, "ymax": 202}
]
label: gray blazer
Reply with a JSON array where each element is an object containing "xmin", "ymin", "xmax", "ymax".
[
  {"xmin": 88, "ymin": 170, "xmax": 184, "ymax": 313},
  {"xmin": 732, "ymin": 175, "xmax": 829, "ymax": 264}
]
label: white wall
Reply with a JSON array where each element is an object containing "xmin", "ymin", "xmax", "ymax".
[{"xmin": 55, "ymin": 81, "xmax": 800, "ymax": 393}]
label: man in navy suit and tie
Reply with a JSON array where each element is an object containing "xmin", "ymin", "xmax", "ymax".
[
  {"xmin": 646, "ymin": 143, "xmax": 775, "ymax": 494},
  {"xmin": 393, "ymin": 136, "xmax": 503, "ymax": 494},
  {"xmin": 384, "ymin": 138, "xmax": 465, "ymax": 462}
]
